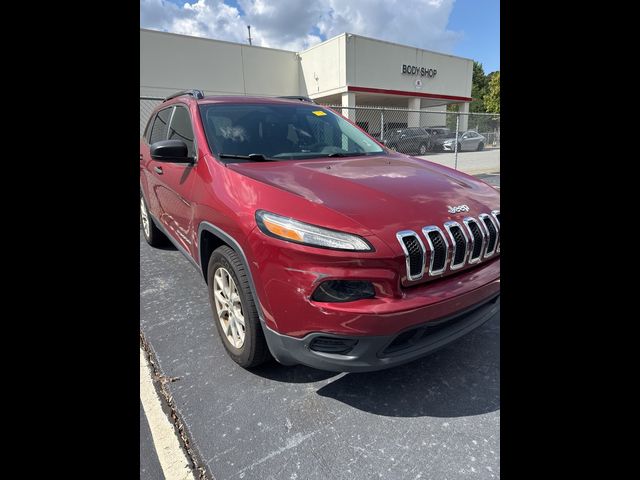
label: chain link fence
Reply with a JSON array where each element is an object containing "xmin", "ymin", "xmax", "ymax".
[
  {"xmin": 140, "ymin": 96, "xmax": 499, "ymax": 176},
  {"xmin": 320, "ymin": 104, "xmax": 499, "ymax": 176}
]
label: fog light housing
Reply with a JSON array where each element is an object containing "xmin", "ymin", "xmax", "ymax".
[
  {"xmin": 309, "ymin": 337, "xmax": 358, "ymax": 354},
  {"xmin": 311, "ymin": 280, "xmax": 375, "ymax": 303}
]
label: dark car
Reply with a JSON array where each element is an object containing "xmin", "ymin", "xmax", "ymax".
[
  {"xmin": 140, "ymin": 90, "xmax": 501, "ymax": 372},
  {"xmin": 383, "ymin": 127, "xmax": 433, "ymax": 155}
]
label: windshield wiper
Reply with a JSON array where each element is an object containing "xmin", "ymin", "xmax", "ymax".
[
  {"xmin": 326, "ymin": 152, "xmax": 370, "ymax": 157},
  {"xmin": 218, "ymin": 153, "xmax": 275, "ymax": 162}
]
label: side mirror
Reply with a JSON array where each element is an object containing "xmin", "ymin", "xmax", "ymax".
[{"xmin": 150, "ymin": 140, "xmax": 194, "ymax": 163}]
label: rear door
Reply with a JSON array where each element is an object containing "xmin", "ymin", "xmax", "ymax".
[{"xmin": 150, "ymin": 104, "xmax": 198, "ymax": 252}]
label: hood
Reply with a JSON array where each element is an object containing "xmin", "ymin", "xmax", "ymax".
[{"xmin": 227, "ymin": 154, "xmax": 499, "ymax": 244}]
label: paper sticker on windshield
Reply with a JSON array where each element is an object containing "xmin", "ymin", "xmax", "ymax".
[{"xmin": 312, "ymin": 110, "xmax": 327, "ymax": 116}]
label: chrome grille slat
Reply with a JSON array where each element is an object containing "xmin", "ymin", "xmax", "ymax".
[
  {"xmin": 491, "ymin": 210, "xmax": 500, "ymax": 253},
  {"xmin": 422, "ymin": 226, "xmax": 449, "ymax": 276},
  {"xmin": 396, "ymin": 231, "xmax": 426, "ymax": 281},
  {"xmin": 463, "ymin": 217, "xmax": 485, "ymax": 264},
  {"xmin": 479, "ymin": 213, "xmax": 498, "ymax": 258},
  {"xmin": 444, "ymin": 221, "xmax": 468, "ymax": 270}
]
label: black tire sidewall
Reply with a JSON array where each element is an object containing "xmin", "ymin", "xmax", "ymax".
[{"xmin": 207, "ymin": 247, "xmax": 262, "ymax": 367}]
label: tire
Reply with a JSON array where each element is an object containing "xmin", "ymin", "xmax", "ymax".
[
  {"xmin": 207, "ymin": 245, "xmax": 269, "ymax": 369},
  {"xmin": 477, "ymin": 142, "xmax": 484, "ymax": 151},
  {"xmin": 418, "ymin": 143, "xmax": 427, "ymax": 155},
  {"xmin": 457, "ymin": 142, "xmax": 462, "ymax": 152},
  {"xmin": 140, "ymin": 193, "xmax": 169, "ymax": 247}
]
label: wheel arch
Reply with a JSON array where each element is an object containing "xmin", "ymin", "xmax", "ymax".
[{"xmin": 198, "ymin": 222, "xmax": 265, "ymax": 322}]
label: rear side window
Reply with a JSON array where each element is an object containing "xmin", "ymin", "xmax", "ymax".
[
  {"xmin": 149, "ymin": 108, "xmax": 173, "ymax": 144},
  {"xmin": 168, "ymin": 107, "xmax": 195, "ymax": 156}
]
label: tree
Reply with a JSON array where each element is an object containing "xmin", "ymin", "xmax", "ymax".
[
  {"xmin": 470, "ymin": 62, "xmax": 488, "ymax": 113},
  {"xmin": 484, "ymin": 71, "xmax": 500, "ymax": 113}
]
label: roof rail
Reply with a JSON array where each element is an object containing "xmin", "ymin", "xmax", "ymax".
[
  {"xmin": 164, "ymin": 89, "xmax": 205, "ymax": 102},
  {"xmin": 277, "ymin": 96, "xmax": 316, "ymax": 104}
]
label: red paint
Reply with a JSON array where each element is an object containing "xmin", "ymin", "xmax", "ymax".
[
  {"xmin": 347, "ymin": 85, "xmax": 473, "ymax": 102},
  {"xmin": 140, "ymin": 95, "xmax": 499, "ymax": 338}
]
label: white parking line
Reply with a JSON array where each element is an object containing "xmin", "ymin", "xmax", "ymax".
[{"xmin": 140, "ymin": 348, "xmax": 197, "ymax": 480}]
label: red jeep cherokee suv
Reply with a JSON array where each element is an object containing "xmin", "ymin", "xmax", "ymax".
[{"xmin": 140, "ymin": 90, "xmax": 500, "ymax": 372}]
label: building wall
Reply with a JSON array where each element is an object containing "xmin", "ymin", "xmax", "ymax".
[
  {"xmin": 298, "ymin": 35, "xmax": 346, "ymax": 98},
  {"xmin": 346, "ymin": 35, "xmax": 473, "ymax": 99},
  {"xmin": 140, "ymin": 29, "xmax": 300, "ymax": 98}
]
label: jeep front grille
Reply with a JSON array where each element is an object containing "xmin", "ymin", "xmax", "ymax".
[{"xmin": 396, "ymin": 212, "xmax": 499, "ymax": 282}]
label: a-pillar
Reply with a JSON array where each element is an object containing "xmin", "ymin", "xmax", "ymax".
[
  {"xmin": 407, "ymin": 97, "xmax": 421, "ymax": 127},
  {"xmin": 341, "ymin": 92, "xmax": 356, "ymax": 121},
  {"xmin": 458, "ymin": 102, "xmax": 469, "ymax": 132}
]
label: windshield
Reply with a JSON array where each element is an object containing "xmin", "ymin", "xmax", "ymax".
[{"xmin": 199, "ymin": 103, "xmax": 386, "ymax": 161}]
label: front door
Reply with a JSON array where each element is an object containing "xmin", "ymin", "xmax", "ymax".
[{"xmin": 151, "ymin": 105, "xmax": 198, "ymax": 252}]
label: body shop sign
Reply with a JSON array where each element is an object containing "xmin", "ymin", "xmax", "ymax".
[{"xmin": 401, "ymin": 64, "xmax": 437, "ymax": 78}]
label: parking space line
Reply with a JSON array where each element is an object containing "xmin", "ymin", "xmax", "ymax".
[{"xmin": 140, "ymin": 348, "xmax": 197, "ymax": 480}]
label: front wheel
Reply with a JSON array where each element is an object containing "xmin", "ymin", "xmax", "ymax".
[
  {"xmin": 457, "ymin": 142, "xmax": 462, "ymax": 152},
  {"xmin": 477, "ymin": 142, "xmax": 484, "ymax": 151},
  {"xmin": 418, "ymin": 143, "xmax": 427, "ymax": 155},
  {"xmin": 207, "ymin": 246, "xmax": 270, "ymax": 368}
]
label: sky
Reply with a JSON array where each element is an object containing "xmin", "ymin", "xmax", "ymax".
[{"xmin": 141, "ymin": 0, "xmax": 500, "ymax": 73}]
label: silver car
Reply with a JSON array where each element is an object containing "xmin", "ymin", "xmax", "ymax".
[{"xmin": 442, "ymin": 130, "xmax": 486, "ymax": 152}]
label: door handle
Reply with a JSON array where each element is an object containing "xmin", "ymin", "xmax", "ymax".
[{"xmin": 154, "ymin": 166, "xmax": 163, "ymax": 175}]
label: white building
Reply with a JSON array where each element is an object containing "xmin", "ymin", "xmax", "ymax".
[{"xmin": 140, "ymin": 28, "xmax": 474, "ymax": 133}]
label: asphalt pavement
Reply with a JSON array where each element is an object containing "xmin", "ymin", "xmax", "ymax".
[{"xmin": 140, "ymin": 223, "xmax": 501, "ymax": 479}]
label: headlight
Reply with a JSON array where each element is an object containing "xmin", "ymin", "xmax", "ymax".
[{"xmin": 256, "ymin": 210, "xmax": 373, "ymax": 251}]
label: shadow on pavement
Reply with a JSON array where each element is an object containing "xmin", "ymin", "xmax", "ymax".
[
  {"xmin": 251, "ymin": 360, "xmax": 339, "ymax": 383},
  {"xmin": 252, "ymin": 315, "xmax": 500, "ymax": 418}
]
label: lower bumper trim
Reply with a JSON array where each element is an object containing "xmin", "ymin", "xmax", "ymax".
[{"xmin": 261, "ymin": 293, "xmax": 500, "ymax": 372}]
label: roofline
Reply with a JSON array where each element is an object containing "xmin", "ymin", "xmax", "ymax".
[
  {"xmin": 298, "ymin": 33, "xmax": 347, "ymax": 54},
  {"xmin": 140, "ymin": 28, "xmax": 475, "ymax": 63},
  {"xmin": 139, "ymin": 28, "xmax": 298, "ymax": 55},
  {"xmin": 311, "ymin": 32, "xmax": 474, "ymax": 63}
]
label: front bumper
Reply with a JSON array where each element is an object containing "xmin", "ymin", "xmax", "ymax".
[{"xmin": 261, "ymin": 293, "xmax": 499, "ymax": 372}]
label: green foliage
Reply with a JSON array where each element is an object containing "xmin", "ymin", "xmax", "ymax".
[
  {"xmin": 470, "ymin": 62, "xmax": 488, "ymax": 113},
  {"xmin": 484, "ymin": 71, "xmax": 500, "ymax": 113}
]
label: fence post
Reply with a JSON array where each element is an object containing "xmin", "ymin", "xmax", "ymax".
[
  {"xmin": 454, "ymin": 112, "xmax": 460, "ymax": 170},
  {"xmin": 380, "ymin": 108, "xmax": 385, "ymax": 142}
]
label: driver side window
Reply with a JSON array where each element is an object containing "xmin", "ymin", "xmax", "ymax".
[{"xmin": 168, "ymin": 106, "xmax": 196, "ymax": 157}]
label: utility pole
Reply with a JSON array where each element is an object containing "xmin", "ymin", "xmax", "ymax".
[{"xmin": 247, "ymin": 25, "xmax": 252, "ymax": 46}]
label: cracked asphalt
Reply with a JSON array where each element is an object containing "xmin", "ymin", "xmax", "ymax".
[{"xmin": 140, "ymin": 221, "xmax": 500, "ymax": 479}]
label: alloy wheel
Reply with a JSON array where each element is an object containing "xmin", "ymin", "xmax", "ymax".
[
  {"xmin": 140, "ymin": 197, "xmax": 150, "ymax": 238},
  {"xmin": 213, "ymin": 267, "xmax": 246, "ymax": 349}
]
